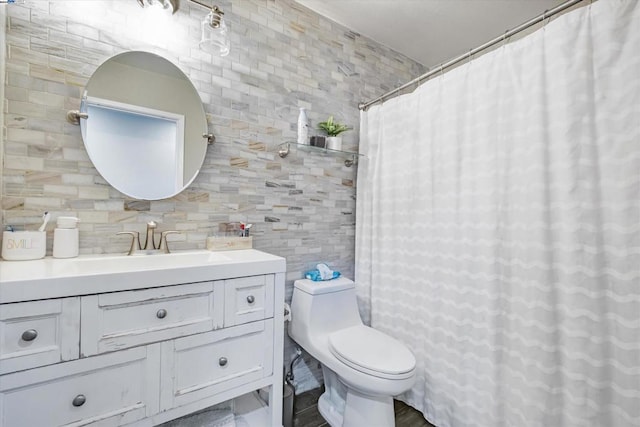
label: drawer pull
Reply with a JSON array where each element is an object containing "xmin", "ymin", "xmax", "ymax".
[
  {"xmin": 156, "ymin": 309, "xmax": 167, "ymax": 319},
  {"xmin": 219, "ymin": 357, "xmax": 228, "ymax": 367},
  {"xmin": 21, "ymin": 329, "xmax": 38, "ymax": 342},
  {"xmin": 246, "ymin": 295, "xmax": 255, "ymax": 304},
  {"xmin": 72, "ymin": 394, "xmax": 86, "ymax": 407}
]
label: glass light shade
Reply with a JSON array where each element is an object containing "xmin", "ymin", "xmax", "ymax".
[{"xmin": 200, "ymin": 10, "xmax": 230, "ymax": 57}]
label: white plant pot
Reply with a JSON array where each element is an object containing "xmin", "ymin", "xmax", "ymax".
[{"xmin": 326, "ymin": 136, "xmax": 342, "ymax": 151}]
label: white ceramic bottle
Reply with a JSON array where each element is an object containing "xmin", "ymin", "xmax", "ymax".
[
  {"xmin": 297, "ymin": 107, "xmax": 309, "ymax": 145},
  {"xmin": 53, "ymin": 216, "xmax": 80, "ymax": 258}
]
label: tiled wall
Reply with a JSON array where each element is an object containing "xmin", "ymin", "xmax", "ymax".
[
  {"xmin": 0, "ymin": 6, "xmax": 5, "ymax": 205},
  {"xmin": 1, "ymin": 0, "xmax": 424, "ymax": 392}
]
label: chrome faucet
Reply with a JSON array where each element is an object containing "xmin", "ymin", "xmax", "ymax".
[{"xmin": 117, "ymin": 221, "xmax": 179, "ymax": 255}]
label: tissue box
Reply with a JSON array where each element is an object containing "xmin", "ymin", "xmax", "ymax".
[
  {"xmin": 206, "ymin": 236, "xmax": 252, "ymax": 251},
  {"xmin": 2, "ymin": 231, "xmax": 46, "ymax": 261}
]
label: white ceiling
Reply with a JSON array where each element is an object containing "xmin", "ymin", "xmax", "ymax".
[{"xmin": 295, "ymin": 0, "xmax": 563, "ymax": 68}]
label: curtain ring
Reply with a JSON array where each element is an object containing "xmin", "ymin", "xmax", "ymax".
[
  {"xmin": 502, "ymin": 30, "xmax": 510, "ymax": 46},
  {"xmin": 542, "ymin": 9, "xmax": 550, "ymax": 28},
  {"xmin": 467, "ymin": 48, "xmax": 473, "ymax": 64}
]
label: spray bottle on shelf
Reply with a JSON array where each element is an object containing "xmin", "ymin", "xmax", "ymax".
[{"xmin": 297, "ymin": 107, "xmax": 309, "ymax": 145}]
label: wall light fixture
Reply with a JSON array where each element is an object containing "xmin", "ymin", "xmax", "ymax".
[
  {"xmin": 199, "ymin": 5, "xmax": 230, "ymax": 56},
  {"xmin": 135, "ymin": 0, "xmax": 230, "ymax": 56}
]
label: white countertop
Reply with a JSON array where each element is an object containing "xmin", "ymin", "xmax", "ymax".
[{"xmin": 0, "ymin": 249, "xmax": 286, "ymax": 304}]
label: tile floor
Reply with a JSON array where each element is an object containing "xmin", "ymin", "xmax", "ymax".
[{"xmin": 292, "ymin": 388, "xmax": 435, "ymax": 427}]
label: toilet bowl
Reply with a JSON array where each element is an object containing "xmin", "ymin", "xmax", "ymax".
[{"xmin": 288, "ymin": 278, "xmax": 416, "ymax": 427}]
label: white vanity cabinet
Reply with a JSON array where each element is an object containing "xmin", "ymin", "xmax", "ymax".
[
  {"xmin": 0, "ymin": 250, "xmax": 286, "ymax": 427},
  {"xmin": 160, "ymin": 319, "xmax": 274, "ymax": 411},
  {"xmin": 0, "ymin": 298, "xmax": 80, "ymax": 375},
  {"xmin": 0, "ymin": 345, "xmax": 160, "ymax": 427},
  {"xmin": 80, "ymin": 281, "xmax": 224, "ymax": 357},
  {"xmin": 225, "ymin": 275, "xmax": 274, "ymax": 326}
]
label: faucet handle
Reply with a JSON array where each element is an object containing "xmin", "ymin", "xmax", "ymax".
[
  {"xmin": 159, "ymin": 231, "xmax": 180, "ymax": 254},
  {"xmin": 117, "ymin": 231, "xmax": 141, "ymax": 255}
]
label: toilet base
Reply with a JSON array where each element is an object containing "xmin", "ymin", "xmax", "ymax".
[
  {"xmin": 317, "ymin": 388, "xmax": 396, "ymax": 427},
  {"xmin": 318, "ymin": 392, "xmax": 343, "ymax": 427},
  {"xmin": 343, "ymin": 388, "xmax": 395, "ymax": 427}
]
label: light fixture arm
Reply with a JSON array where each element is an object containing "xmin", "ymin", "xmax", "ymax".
[
  {"xmin": 187, "ymin": 1, "xmax": 224, "ymax": 28},
  {"xmin": 186, "ymin": 0, "xmax": 219, "ymax": 11},
  {"xmin": 135, "ymin": 0, "xmax": 223, "ymax": 15}
]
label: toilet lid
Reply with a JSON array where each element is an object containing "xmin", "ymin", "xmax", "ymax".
[{"xmin": 329, "ymin": 325, "xmax": 416, "ymax": 380}]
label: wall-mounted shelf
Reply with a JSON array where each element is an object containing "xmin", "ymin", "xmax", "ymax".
[{"xmin": 278, "ymin": 142, "xmax": 362, "ymax": 167}]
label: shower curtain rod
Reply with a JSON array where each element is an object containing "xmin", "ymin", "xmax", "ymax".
[{"xmin": 358, "ymin": 0, "xmax": 586, "ymax": 111}]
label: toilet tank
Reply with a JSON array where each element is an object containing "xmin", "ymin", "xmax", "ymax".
[{"xmin": 289, "ymin": 278, "xmax": 363, "ymax": 345}]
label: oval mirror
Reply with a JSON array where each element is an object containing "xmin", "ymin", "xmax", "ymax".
[{"xmin": 79, "ymin": 51, "xmax": 208, "ymax": 200}]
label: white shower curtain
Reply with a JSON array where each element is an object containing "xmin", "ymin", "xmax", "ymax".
[{"xmin": 356, "ymin": 1, "xmax": 639, "ymax": 426}]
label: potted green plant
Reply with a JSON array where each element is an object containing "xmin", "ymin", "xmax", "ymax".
[{"xmin": 317, "ymin": 116, "xmax": 351, "ymax": 151}]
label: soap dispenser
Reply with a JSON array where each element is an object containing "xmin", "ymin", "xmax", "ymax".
[{"xmin": 53, "ymin": 216, "xmax": 80, "ymax": 258}]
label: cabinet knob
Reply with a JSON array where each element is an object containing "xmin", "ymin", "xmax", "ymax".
[
  {"xmin": 156, "ymin": 309, "xmax": 167, "ymax": 319},
  {"xmin": 21, "ymin": 329, "xmax": 38, "ymax": 342},
  {"xmin": 72, "ymin": 394, "xmax": 86, "ymax": 407},
  {"xmin": 219, "ymin": 357, "xmax": 228, "ymax": 367},
  {"xmin": 246, "ymin": 295, "xmax": 255, "ymax": 304}
]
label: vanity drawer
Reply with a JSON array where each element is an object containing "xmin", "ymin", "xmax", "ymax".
[
  {"xmin": 224, "ymin": 275, "xmax": 274, "ymax": 326},
  {"xmin": 0, "ymin": 344, "xmax": 160, "ymax": 427},
  {"xmin": 160, "ymin": 319, "xmax": 274, "ymax": 410},
  {"xmin": 0, "ymin": 298, "xmax": 80, "ymax": 375},
  {"xmin": 81, "ymin": 281, "xmax": 224, "ymax": 356}
]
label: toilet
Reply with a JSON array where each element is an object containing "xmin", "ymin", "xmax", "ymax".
[{"xmin": 288, "ymin": 277, "xmax": 416, "ymax": 427}]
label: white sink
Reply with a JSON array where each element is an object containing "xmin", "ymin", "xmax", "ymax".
[{"xmin": 66, "ymin": 250, "xmax": 232, "ymax": 273}]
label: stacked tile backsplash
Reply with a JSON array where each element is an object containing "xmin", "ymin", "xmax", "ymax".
[{"xmin": 0, "ymin": 0, "xmax": 424, "ymax": 393}]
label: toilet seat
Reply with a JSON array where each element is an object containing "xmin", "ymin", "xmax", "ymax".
[{"xmin": 329, "ymin": 325, "xmax": 416, "ymax": 380}]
